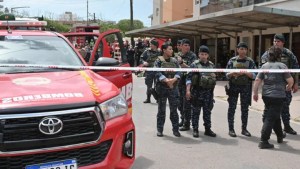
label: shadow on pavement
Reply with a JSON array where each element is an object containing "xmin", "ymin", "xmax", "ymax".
[
  {"xmin": 160, "ymin": 134, "xmax": 199, "ymax": 144},
  {"xmin": 238, "ymin": 134, "xmax": 260, "ymax": 143},
  {"xmin": 237, "ymin": 133, "xmax": 300, "ymax": 155},
  {"xmin": 200, "ymin": 135, "xmax": 239, "ymax": 146},
  {"xmin": 276, "ymin": 143, "xmax": 300, "ymax": 155},
  {"xmin": 283, "ymin": 134, "xmax": 300, "ymax": 141},
  {"xmin": 160, "ymin": 132, "xmax": 239, "ymax": 146},
  {"xmin": 132, "ymin": 156, "xmax": 154, "ymax": 169}
]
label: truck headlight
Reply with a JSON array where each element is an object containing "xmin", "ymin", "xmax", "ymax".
[{"xmin": 99, "ymin": 93, "xmax": 128, "ymax": 120}]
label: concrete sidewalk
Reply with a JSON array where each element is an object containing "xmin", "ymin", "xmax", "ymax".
[{"xmin": 214, "ymin": 81, "xmax": 300, "ymax": 124}]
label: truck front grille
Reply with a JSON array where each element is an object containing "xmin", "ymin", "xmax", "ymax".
[
  {"xmin": 0, "ymin": 140, "xmax": 112, "ymax": 169},
  {"xmin": 0, "ymin": 107, "xmax": 103, "ymax": 152}
]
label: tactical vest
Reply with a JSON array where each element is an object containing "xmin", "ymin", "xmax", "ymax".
[
  {"xmin": 280, "ymin": 52, "xmax": 292, "ymax": 69},
  {"xmin": 230, "ymin": 57, "xmax": 251, "ymax": 85},
  {"xmin": 146, "ymin": 50, "xmax": 159, "ymax": 67},
  {"xmin": 192, "ymin": 61, "xmax": 216, "ymax": 89},
  {"xmin": 158, "ymin": 56, "xmax": 177, "ymax": 78},
  {"xmin": 180, "ymin": 56, "xmax": 189, "ymax": 77}
]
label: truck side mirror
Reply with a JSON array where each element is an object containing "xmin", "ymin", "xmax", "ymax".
[{"xmin": 95, "ymin": 57, "xmax": 119, "ymax": 67}]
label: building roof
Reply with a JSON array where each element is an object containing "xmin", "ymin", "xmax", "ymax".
[{"xmin": 126, "ymin": 5, "xmax": 300, "ymax": 38}]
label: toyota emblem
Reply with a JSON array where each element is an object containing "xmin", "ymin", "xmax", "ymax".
[{"xmin": 39, "ymin": 117, "xmax": 63, "ymax": 135}]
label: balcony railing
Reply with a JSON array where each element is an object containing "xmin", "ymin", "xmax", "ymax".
[{"xmin": 200, "ymin": 0, "xmax": 277, "ymax": 15}]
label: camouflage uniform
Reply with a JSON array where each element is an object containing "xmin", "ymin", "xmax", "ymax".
[
  {"xmin": 261, "ymin": 47, "xmax": 299, "ymax": 134},
  {"xmin": 226, "ymin": 56, "xmax": 256, "ymax": 134},
  {"xmin": 179, "ymin": 51, "xmax": 197, "ymax": 130},
  {"xmin": 186, "ymin": 60, "xmax": 216, "ymax": 136},
  {"xmin": 141, "ymin": 49, "xmax": 160, "ymax": 103},
  {"xmin": 174, "ymin": 51, "xmax": 182, "ymax": 59},
  {"xmin": 154, "ymin": 56, "xmax": 181, "ymax": 134}
]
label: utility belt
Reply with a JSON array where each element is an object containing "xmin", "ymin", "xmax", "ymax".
[
  {"xmin": 230, "ymin": 75, "xmax": 250, "ymax": 85},
  {"xmin": 192, "ymin": 74, "xmax": 216, "ymax": 89}
]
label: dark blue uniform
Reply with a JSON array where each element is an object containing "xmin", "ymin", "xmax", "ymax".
[
  {"xmin": 186, "ymin": 60, "xmax": 217, "ymax": 137},
  {"xmin": 154, "ymin": 56, "xmax": 181, "ymax": 136},
  {"xmin": 178, "ymin": 51, "xmax": 196, "ymax": 130},
  {"xmin": 226, "ymin": 56, "xmax": 256, "ymax": 136}
]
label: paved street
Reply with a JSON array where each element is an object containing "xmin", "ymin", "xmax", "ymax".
[{"xmin": 131, "ymin": 75, "xmax": 300, "ymax": 169}]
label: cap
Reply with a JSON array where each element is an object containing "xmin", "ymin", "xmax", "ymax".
[
  {"xmin": 181, "ymin": 38, "xmax": 191, "ymax": 45},
  {"xmin": 274, "ymin": 34, "xmax": 285, "ymax": 43},
  {"xmin": 177, "ymin": 40, "xmax": 182, "ymax": 45},
  {"xmin": 199, "ymin": 45, "xmax": 209, "ymax": 54},
  {"xmin": 237, "ymin": 42, "xmax": 248, "ymax": 49},
  {"xmin": 150, "ymin": 39, "xmax": 159, "ymax": 47}
]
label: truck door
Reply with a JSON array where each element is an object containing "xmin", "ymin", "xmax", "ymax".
[{"xmin": 92, "ymin": 30, "xmax": 133, "ymax": 110}]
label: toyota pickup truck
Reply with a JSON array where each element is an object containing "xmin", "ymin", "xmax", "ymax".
[{"xmin": 0, "ymin": 14, "xmax": 135, "ymax": 169}]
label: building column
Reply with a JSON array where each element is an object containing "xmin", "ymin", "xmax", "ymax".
[
  {"xmin": 289, "ymin": 27, "xmax": 293, "ymax": 50},
  {"xmin": 215, "ymin": 34, "xmax": 218, "ymax": 66},
  {"xmin": 258, "ymin": 29, "xmax": 262, "ymax": 67}
]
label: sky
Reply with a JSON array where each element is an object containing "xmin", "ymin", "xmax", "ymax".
[{"xmin": 1, "ymin": 0, "xmax": 153, "ymax": 27}]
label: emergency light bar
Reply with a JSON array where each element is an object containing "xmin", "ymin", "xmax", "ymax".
[
  {"xmin": 0, "ymin": 20, "xmax": 47, "ymax": 27},
  {"xmin": 0, "ymin": 13, "xmax": 47, "ymax": 27}
]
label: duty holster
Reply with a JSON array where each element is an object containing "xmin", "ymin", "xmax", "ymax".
[
  {"xmin": 209, "ymin": 99, "xmax": 215, "ymax": 111},
  {"xmin": 154, "ymin": 82, "xmax": 163, "ymax": 98},
  {"xmin": 150, "ymin": 88, "xmax": 158, "ymax": 101}
]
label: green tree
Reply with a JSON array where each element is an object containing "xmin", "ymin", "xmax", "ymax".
[
  {"xmin": 45, "ymin": 18, "xmax": 71, "ymax": 33},
  {"xmin": 117, "ymin": 19, "xmax": 144, "ymax": 36}
]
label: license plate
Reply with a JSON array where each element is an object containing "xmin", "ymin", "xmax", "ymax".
[{"xmin": 25, "ymin": 159, "xmax": 77, "ymax": 169}]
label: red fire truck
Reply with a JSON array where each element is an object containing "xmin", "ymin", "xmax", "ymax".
[{"xmin": 0, "ymin": 14, "xmax": 135, "ymax": 169}]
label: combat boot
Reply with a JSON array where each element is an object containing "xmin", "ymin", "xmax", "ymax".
[
  {"xmin": 179, "ymin": 123, "xmax": 190, "ymax": 131},
  {"xmin": 284, "ymin": 124, "xmax": 297, "ymax": 135},
  {"xmin": 258, "ymin": 141, "xmax": 274, "ymax": 149},
  {"xmin": 173, "ymin": 131, "xmax": 181, "ymax": 137},
  {"xmin": 143, "ymin": 94, "xmax": 151, "ymax": 103},
  {"xmin": 157, "ymin": 131, "xmax": 163, "ymax": 137},
  {"xmin": 241, "ymin": 128, "xmax": 251, "ymax": 137},
  {"xmin": 204, "ymin": 128, "xmax": 216, "ymax": 137},
  {"xmin": 228, "ymin": 129, "xmax": 237, "ymax": 137},
  {"xmin": 193, "ymin": 129, "xmax": 199, "ymax": 138}
]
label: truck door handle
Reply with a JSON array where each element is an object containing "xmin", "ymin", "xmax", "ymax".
[{"xmin": 123, "ymin": 72, "xmax": 131, "ymax": 79}]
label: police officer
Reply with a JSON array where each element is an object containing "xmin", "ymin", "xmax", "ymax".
[
  {"xmin": 174, "ymin": 40, "xmax": 182, "ymax": 58},
  {"xmin": 141, "ymin": 39, "xmax": 160, "ymax": 103},
  {"xmin": 154, "ymin": 42, "xmax": 181, "ymax": 137},
  {"xmin": 177, "ymin": 39, "xmax": 197, "ymax": 131},
  {"xmin": 134, "ymin": 38, "xmax": 145, "ymax": 67},
  {"xmin": 186, "ymin": 45, "xmax": 217, "ymax": 137},
  {"xmin": 261, "ymin": 34, "xmax": 299, "ymax": 135},
  {"xmin": 226, "ymin": 42, "xmax": 256, "ymax": 137}
]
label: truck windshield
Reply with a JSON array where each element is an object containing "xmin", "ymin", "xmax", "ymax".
[{"xmin": 0, "ymin": 35, "xmax": 84, "ymax": 73}]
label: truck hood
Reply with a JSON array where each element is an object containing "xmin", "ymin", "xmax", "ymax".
[{"xmin": 0, "ymin": 70, "xmax": 120, "ymax": 110}]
